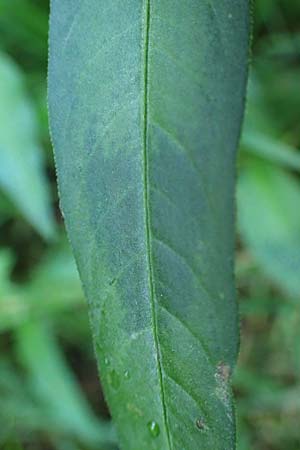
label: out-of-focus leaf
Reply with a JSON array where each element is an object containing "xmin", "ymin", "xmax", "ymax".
[
  {"xmin": 234, "ymin": 367, "xmax": 300, "ymax": 414},
  {"xmin": 243, "ymin": 74, "xmax": 275, "ymax": 136},
  {"xmin": 0, "ymin": 245, "xmax": 83, "ymax": 331},
  {"xmin": 2, "ymin": 439, "xmax": 24, "ymax": 450},
  {"xmin": 0, "ymin": 249, "xmax": 114, "ymax": 448},
  {"xmin": 239, "ymin": 296, "xmax": 281, "ymax": 317},
  {"xmin": 0, "ymin": 357, "xmax": 115, "ymax": 450},
  {"xmin": 0, "ymin": 359, "xmax": 45, "ymax": 442},
  {"xmin": 272, "ymin": 302, "xmax": 300, "ymax": 375},
  {"xmin": 236, "ymin": 418, "xmax": 251, "ymax": 450},
  {"xmin": 242, "ymin": 130, "xmax": 300, "ymax": 171},
  {"xmin": 0, "ymin": 191, "xmax": 17, "ymax": 225},
  {"xmin": 0, "ymin": 0, "xmax": 48, "ymax": 62},
  {"xmin": 238, "ymin": 158, "xmax": 300, "ymax": 297},
  {"xmin": 250, "ymin": 61, "xmax": 300, "ymax": 133},
  {"xmin": 15, "ymin": 321, "xmax": 116, "ymax": 446},
  {"xmin": 0, "ymin": 52, "xmax": 55, "ymax": 239},
  {"xmin": 257, "ymin": 32, "xmax": 300, "ymax": 59},
  {"xmin": 27, "ymin": 244, "xmax": 84, "ymax": 310}
]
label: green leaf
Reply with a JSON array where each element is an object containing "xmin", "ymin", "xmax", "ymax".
[
  {"xmin": 0, "ymin": 358, "xmax": 44, "ymax": 442},
  {"xmin": 49, "ymin": 2, "xmax": 250, "ymax": 449},
  {"xmin": 238, "ymin": 158, "xmax": 300, "ymax": 297},
  {"xmin": 0, "ymin": 0, "xmax": 48, "ymax": 61},
  {"xmin": 0, "ymin": 52, "xmax": 55, "ymax": 239},
  {"xmin": 16, "ymin": 321, "xmax": 116, "ymax": 447},
  {"xmin": 241, "ymin": 130, "xmax": 300, "ymax": 171},
  {"xmin": 0, "ymin": 245, "xmax": 84, "ymax": 332}
]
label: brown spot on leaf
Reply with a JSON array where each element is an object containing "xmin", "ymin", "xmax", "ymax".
[
  {"xmin": 195, "ymin": 418, "xmax": 208, "ymax": 431},
  {"xmin": 216, "ymin": 361, "xmax": 231, "ymax": 382}
]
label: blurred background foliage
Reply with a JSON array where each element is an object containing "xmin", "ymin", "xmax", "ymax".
[{"xmin": 0, "ymin": 1, "xmax": 299, "ymax": 449}]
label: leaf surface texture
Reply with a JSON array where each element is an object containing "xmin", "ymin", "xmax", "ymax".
[{"xmin": 49, "ymin": 2, "xmax": 249, "ymax": 449}]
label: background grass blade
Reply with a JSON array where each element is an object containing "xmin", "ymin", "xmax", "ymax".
[
  {"xmin": 15, "ymin": 321, "xmax": 116, "ymax": 447},
  {"xmin": 0, "ymin": 52, "xmax": 55, "ymax": 239},
  {"xmin": 238, "ymin": 158, "xmax": 300, "ymax": 297}
]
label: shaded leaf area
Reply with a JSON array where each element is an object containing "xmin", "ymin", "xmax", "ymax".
[{"xmin": 49, "ymin": 2, "xmax": 249, "ymax": 449}]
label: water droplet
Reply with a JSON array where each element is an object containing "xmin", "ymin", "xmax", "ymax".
[
  {"xmin": 124, "ymin": 370, "xmax": 130, "ymax": 380},
  {"xmin": 108, "ymin": 369, "xmax": 120, "ymax": 390},
  {"xmin": 109, "ymin": 277, "xmax": 116, "ymax": 286},
  {"xmin": 147, "ymin": 421, "xmax": 160, "ymax": 438},
  {"xmin": 228, "ymin": 13, "xmax": 233, "ymax": 19},
  {"xmin": 104, "ymin": 357, "xmax": 110, "ymax": 366},
  {"xmin": 196, "ymin": 418, "xmax": 208, "ymax": 431}
]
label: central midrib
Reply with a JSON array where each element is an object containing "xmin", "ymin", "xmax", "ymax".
[{"xmin": 142, "ymin": 0, "xmax": 172, "ymax": 448}]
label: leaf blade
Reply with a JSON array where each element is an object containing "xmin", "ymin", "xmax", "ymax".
[{"xmin": 49, "ymin": 2, "xmax": 250, "ymax": 449}]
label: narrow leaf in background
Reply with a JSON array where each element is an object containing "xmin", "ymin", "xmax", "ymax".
[
  {"xmin": 242, "ymin": 130, "xmax": 300, "ymax": 171},
  {"xmin": 0, "ymin": 52, "xmax": 55, "ymax": 239},
  {"xmin": 49, "ymin": 2, "xmax": 250, "ymax": 449},
  {"xmin": 15, "ymin": 321, "xmax": 116, "ymax": 447},
  {"xmin": 238, "ymin": 158, "xmax": 300, "ymax": 298}
]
